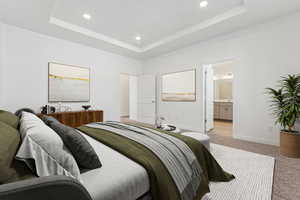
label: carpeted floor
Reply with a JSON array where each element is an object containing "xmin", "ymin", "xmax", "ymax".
[
  {"xmin": 209, "ymin": 134, "xmax": 300, "ymax": 200},
  {"xmin": 120, "ymin": 118, "xmax": 300, "ymax": 200},
  {"xmin": 203, "ymin": 144, "xmax": 274, "ymax": 200}
]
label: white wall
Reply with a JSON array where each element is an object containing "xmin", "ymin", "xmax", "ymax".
[
  {"xmin": 143, "ymin": 12, "xmax": 300, "ymax": 146},
  {"xmin": 120, "ymin": 74, "xmax": 129, "ymax": 117},
  {"xmin": 0, "ymin": 23, "xmax": 142, "ymax": 121},
  {"xmin": 0, "ymin": 23, "xmax": 4, "ymax": 107}
]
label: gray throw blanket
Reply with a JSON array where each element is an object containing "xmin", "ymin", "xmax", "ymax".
[{"xmin": 86, "ymin": 121, "xmax": 202, "ymax": 200}]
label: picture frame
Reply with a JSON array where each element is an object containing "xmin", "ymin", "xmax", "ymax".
[
  {"xmin": 161, "ymin": 69, "xmax": 196, "ymax": 102},
  {"xmin": 48, "ymin": 62, "xmax": 90, "ymax": 102}
]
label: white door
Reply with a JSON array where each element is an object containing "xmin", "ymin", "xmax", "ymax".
[
  {"xmin": 138, "ymin": 75, "xmax": 156, "ymax": 124},
  {"xmin": 204, "ymin": 65, "xmax": 214, "ymax": 132}
]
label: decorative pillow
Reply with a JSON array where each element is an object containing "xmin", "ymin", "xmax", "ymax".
[
  {"xmin": 0, "ymin": 121, "xmax": 21, "ymax": 183},
  {"xmin": 15, "ymin": 108, "xmax": 36, "ymax": 118},
  {"xmin": 0, "ymin": 110, "xmax": 19, "ymax": 128},
  {"xmin": 43, "ymin": 116, "xmax": 102, "ymax": 169},
  {"xmin": 41, "ymin": 116, "xmax": 59, "ymax": 125},
  {"xmin": 0, "ymin": 121, "xmax": 33, "ymax": 184},
  {"xmin": 16, "ymin": 112, "xmax": 81, "ymax": 181}
]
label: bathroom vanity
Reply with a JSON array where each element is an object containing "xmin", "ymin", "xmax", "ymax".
[{"xmin": 214, "ymin": 100, "xmax": 233, "ymax": 121}]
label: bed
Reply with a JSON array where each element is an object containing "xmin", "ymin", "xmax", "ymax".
[
  {"xmin": 81, "ymin": 133, "xmax": 150, "ymax": 200},
  {"xmin": 78, "ymin": 122, "xmax": 235, "ymax": 200},
  {"xmin": 0, "ymin": 109, "xmax": 234, "ymax": 200}
]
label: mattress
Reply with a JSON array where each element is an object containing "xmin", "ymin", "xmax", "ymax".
[{"xmin": 80, "ymin": 133, "xmax": 150, "ymax": 200}]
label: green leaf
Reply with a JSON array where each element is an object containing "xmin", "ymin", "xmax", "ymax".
[{"xmin": 266, "ymin": 74, "xmax": 300, "ymax": 132}]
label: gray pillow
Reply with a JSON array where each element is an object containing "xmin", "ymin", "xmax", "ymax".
[
  {"xmin": 16, "ymin": 112, "xmax": 81, "ymax": 181},
  {"xmin": 44, "ymin": 117, "xmax": 101, "ymax": 170},
  {"xmin": 42, "ymin": 116, "xmax": 59, "ymax": 125}
]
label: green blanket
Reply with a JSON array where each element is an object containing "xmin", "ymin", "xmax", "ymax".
[{"xmin": 78, "ymin": 125, "xmax": 234, "ymax": 200}]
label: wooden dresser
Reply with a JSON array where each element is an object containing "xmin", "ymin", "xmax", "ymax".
[{"xmin": 38, "ymin": 110, "xmax": 103, "ymax": 128}]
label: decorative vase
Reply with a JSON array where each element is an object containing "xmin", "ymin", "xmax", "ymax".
[
  {"xmin": 280, "ymin": 131, "xmax": 300, "ymax": 158},
  {"xmin": 82, "ymin": 105, "xmax": 91, "ymax": 111}
]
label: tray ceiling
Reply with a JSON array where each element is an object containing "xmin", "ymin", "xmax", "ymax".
[{"xmin": 0, "ymin": 0, "xmax": 300, "ymax": 59}]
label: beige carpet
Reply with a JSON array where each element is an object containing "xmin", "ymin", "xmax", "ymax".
[
  {"xmin": 203, "ymin": 144, "xmax": 275, "ymax": 200},
  {"xmin": 209, "ymin": 134, "xmax": 300, "ymax": 200},
  {"xmin": 121, "ymin": 118, "xmax": 300, "ymax": 199}
]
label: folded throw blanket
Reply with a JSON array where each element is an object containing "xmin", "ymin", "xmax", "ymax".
[
  {"xmin": 87, "ymin": 121, "xmax": 201, "ymax": 200},
  {"xmin": 78, "ymin": 122, "xmax": 234, "ymax": 200}
]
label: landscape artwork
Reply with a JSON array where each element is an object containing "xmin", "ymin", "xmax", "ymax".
[
  {"xmin": 162, "ymin": 69, "xmax": 196, "ymax": 101},
  {"xmin": 48, "ymin": 62, "xmax": 90, "ymax": 102}
]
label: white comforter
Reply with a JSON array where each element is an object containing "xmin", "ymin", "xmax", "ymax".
[{"xmin": 81, "ymin": 133, "xmax": 150, "ymax": 200}]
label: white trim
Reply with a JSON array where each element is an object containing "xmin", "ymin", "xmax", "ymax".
[
  {"xmin": 49, "ymin": 2, "xmax": 247, "ymax": 53},
  {"xmin": 49, "ymin": 17, "xmax": 142, "ymax": 52},
  {"xmin": 202, "ymin": 65, "xmax": 211, "ymax": 134},
  {"xmin": 233, "ymin": 134, "xmax": 279, "ymax": 146},
  {"xmin": 202, "ymin": 59, "xmax": 236, "ymax": 137},
  {"xmin": 142, "ymin": 5, "xmax": 247, "ymax": 52}
]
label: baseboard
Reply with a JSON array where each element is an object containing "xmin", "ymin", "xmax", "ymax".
[{"xmin": 233, "ymin": 134, "xmax": 279, "ymax": 146}]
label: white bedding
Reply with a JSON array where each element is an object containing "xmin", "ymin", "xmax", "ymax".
[{"xmin": 81, "ymin": 133, "xmax": 150, "ymax": 200}]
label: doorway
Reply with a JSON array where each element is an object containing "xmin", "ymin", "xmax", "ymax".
[
  {"xmin": 120, "ymin": 74, "xmax": 157, "ymax": 125},
  {"xmin": 203, "ymin": 60, "xmax": 234, "ymax": 137},
  {"xmin": 120, "ymin": 74, "xmax": 138, "ymax": 122}
]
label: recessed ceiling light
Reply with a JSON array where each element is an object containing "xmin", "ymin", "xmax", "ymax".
[
  {"xmin": 83, "ymin": 13, "xmax": 91, "ymax": 20},
  {"xmin": 200, "ymin": 1, "xmax": 208, "ymax": 8},
  {"xmin": 135, "ymin": 36, "xmax": 141, "ymax": 41}
]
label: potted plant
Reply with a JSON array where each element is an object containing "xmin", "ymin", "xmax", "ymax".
[{"xmin": 266, "ymin": 74, "xmax": 300, "ymax": 158}]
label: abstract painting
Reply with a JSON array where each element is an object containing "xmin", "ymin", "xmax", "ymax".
[
  {"xmin": 162, "ymin": 69, "xmax": 196, "ymax": 101},
  {"xmin": 48, "ymin": 62, "xmax": 90, "ymax": 102}
]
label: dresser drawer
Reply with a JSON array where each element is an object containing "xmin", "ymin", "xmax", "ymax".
[{"xmin": 38, "ymin": 110, "xmax": 103, "ymax": 128}]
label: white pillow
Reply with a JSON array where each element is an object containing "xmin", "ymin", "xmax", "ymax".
[
  {"xmin": 19, "ymin": 111, "xmax": 45, "ymax": 138},
  {"xmin": 16, "ymin": 112, "xmax": 81, "ymax": 181}
]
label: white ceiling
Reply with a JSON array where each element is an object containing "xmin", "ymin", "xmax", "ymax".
[
  {"xmin": 0, "ymin": 0, "xmax": 300, "ymax": 59},
  {"xmin": 52, "ymin": 0, "xmax": 243, "ymax": 47}
]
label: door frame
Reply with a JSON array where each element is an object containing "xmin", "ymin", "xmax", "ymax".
[
  {"xmin": 202, "ymin": 64, "xmax": 212, "ymax": 134},
  {"xmin": 202, "ymin": 59, "xmax": 236, "ymax": 135},
  {"xmin": 119, "ymin": 73, "xmax": 138, "ymax": 121}
]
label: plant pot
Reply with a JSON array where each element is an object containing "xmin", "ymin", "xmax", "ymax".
[{"xmin": 280, "ymin": 131, "xmax": 300, "ymax": 158}]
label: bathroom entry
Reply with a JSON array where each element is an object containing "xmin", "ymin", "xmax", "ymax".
[{"xmin": 203, "ymin": 60, "xmax": 234, "ymax": 137}]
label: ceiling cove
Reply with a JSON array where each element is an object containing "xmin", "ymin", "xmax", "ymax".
[{"xmin": 49, "ymin": 0, "xmax": 247, "ymax": 53}]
